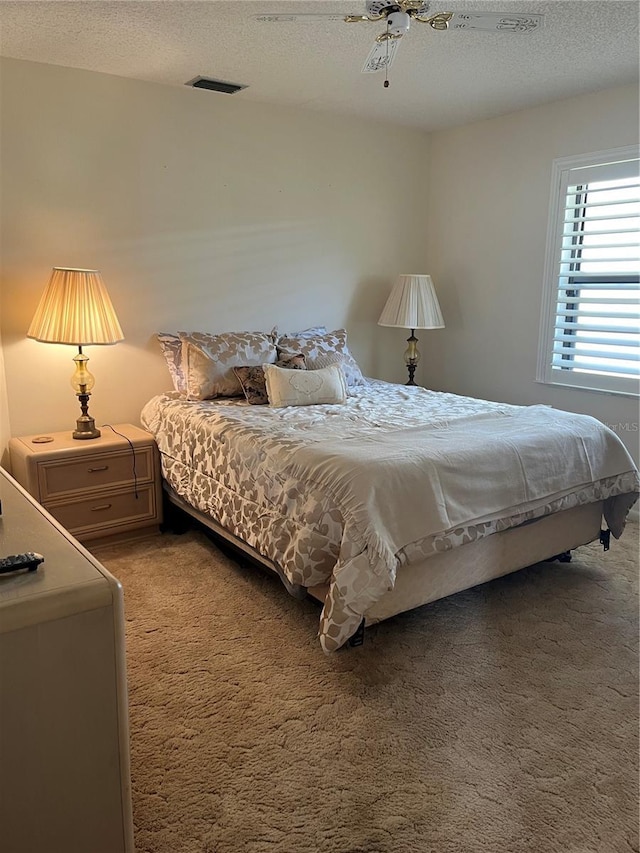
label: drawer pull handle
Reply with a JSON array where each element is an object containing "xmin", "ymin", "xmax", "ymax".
[
  {"xmin": 90, "ymin": 503, "xmax": 112, "ymax": 512},
  {"xmin": 88, "ymin": 465, "xmax": 109, "ymax": 473}
]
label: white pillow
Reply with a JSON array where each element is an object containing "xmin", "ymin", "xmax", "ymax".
[{"xmin": 264, "ymin": 363, "xmax": 347, "ymax": 408}]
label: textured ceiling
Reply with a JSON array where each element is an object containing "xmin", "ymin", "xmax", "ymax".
[{"xmin": 0, "ymin": 0, "xmax": 638, "ymax": 131}]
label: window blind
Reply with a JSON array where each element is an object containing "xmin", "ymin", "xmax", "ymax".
[{"xmin": 539, "ymin": 149, "xmax": 640, "ymax": 396}]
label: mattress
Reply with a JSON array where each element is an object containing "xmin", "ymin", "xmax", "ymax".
[{"xmin": 141, "ymin": 380, "xmax": 639, "ymax": 651}]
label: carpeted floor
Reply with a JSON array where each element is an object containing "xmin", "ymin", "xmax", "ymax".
[{"xmin": 94, "ymin": 522, "xmax": 639, "ymax": 853}]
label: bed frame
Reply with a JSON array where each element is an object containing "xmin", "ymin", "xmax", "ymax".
[{"xmin": 163, "ymin": 484, "xmax": 605, "ymax": 633}]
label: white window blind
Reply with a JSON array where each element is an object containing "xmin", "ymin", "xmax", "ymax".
[{"xmin": 538, "ymin": 147, "xmax": 640, "ymax": 396}]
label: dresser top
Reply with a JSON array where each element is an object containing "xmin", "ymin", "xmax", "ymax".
[{"xmin": 0, "ymin": 468, "xmax": 119, "ymax": 632}]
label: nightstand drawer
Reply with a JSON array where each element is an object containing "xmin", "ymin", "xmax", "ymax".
[
  {"xmin": 38, "ymin": 447, "xmax": 154, "ymax": 501},
  {"xmin": 45, "ymin": 484, "xmax": 158, "ymax": 539}
]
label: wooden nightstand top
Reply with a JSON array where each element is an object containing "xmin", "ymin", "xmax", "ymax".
[{"xmin": 11, "ymin": 423, "xmax": 154, "ymax": 458}]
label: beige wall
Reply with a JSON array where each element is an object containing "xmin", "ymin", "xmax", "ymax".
[
  {"xmin": 424, "ymin": 83, "xmax": 640, "ymax": 462},
  {"xmin": 0, "ymin": 57, "xmax": 430, "ymax": 438},
  {"xmin": 0, "ymin": 326, "xmax": 10, "ymax": 464},
  {"xmin": 1, "ymin": 58, "xmax": 637, "ymax": 466}
]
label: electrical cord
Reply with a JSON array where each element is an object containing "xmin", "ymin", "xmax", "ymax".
[{"xmin": 101, "ymin": 424, "xmax": 139, "ymax": 499}]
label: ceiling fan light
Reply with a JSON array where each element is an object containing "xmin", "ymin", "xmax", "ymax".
[{"xmin": 386, "ymin": 11, "xmax": 411, "ymax": 35}]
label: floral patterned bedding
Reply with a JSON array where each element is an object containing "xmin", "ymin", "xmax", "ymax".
[{"xmin": 141, "ymin": 380, "xmax": 639, "ymax": 651}]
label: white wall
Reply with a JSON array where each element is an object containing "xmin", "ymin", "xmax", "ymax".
[
  {"xmin": 0, "ymin": 57, "xmax": 430, "ymax": 438},
  {"xmin": 424, "ymin": 83, "xmax": 639, "ymax": 462}
]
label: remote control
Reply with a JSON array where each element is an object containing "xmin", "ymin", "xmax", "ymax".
[{"xmin": 0, "ymin": 552, "xmax": 45, "ymax": 575}]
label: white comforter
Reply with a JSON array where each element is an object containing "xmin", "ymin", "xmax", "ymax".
[{"xmin": 285, "ymin": 404, "xmax": 635, "ymax": 570}]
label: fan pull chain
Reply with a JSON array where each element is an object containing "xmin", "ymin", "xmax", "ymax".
[{"xmin": 384, "ymin": 20, "xmax": 390, "ymax": 88}]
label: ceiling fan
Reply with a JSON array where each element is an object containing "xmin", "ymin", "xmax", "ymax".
[{"xmin": 255, "ymin": 2, "xmax": 544, "ymax": 83}]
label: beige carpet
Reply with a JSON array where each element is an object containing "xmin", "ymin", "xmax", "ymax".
[{"xmin": 94, "ymin": 522, "xmax": 639, "ymax": 853}]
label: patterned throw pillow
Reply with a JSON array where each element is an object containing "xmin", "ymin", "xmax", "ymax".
[
  {"xmin": 156, "ymin": 333, "xmax": 186, "ymax": 393},
  {"xmin": 263, "ymin": 363, "xmax": 347, "ymax": 408},
  {"xmin": 311, "ymin": 352, "xmax": 355, "ymax": 378},
  {"xmin": 277, "ymin": 326, "xmax": 327, "ymax": 339},
  {"xmin": 234, "ymin": 353, "xmax": 307, "ymax": 405},
  {"xmin": 276, "ymin": 329, "xmax": 365, "ymax": 387},
  {"xmin": 180, "ymin": 330, "xmax": 278, "ymax": 400}
]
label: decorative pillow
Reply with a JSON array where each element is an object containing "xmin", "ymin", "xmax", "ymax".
[
  {"xmin": 277, "ymin": 352, "xmax": 307, "ymax": 369},
  {"xmin": 180, "ymin": 331, "xmax": 278, "ymax": 400},
  {"xmin": 157, "ymin": 333, "xmax": 186, "ymax": 393},
  {"xmin": 264, "ymin": 363, "xmax": 347, "ymax": 408},
  {"xmin": 310, "ymin": 352, "xmax": 355, "ymax": 376},
  {"xmin": 276, "ymin": 329, "xmax": 365, "ymax": 387},
  {"xmin": 234, "ymin": 353, "xmax": 307, "ymax": 405},
  {"xmin": 277, "ymin": 325, "xmax": 327, "ymax": 339}
]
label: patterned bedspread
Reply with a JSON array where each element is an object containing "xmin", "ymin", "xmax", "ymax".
[{"xmin": 141, "ymin": 380, "xmax": 639, "ymax": 651}]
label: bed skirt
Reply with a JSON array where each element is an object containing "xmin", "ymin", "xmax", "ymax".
[{"xmin": 164, "ymin": 484, "xmax": 604, "ymax": 630}]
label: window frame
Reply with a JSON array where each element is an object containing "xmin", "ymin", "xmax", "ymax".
[{"xmin": 537, "ymin": 145, "xmax": 640, "ymax": 398}]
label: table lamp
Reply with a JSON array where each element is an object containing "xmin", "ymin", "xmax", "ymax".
[
  {"xmin": 378, "ymin": 274, "xmax": 445, "ymax": 386},
  {"xmin": 27, "ymin": 267, "xmax": 124, "ymax": 439}
]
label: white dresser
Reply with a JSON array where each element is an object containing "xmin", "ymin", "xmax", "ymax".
[{"xmin": 0, "ymin": 467, "xmax": 134, "ymax": 853}]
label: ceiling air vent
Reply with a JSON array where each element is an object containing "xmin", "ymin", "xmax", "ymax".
[{"xmin": 186, "ymin": 76, "xmax": 247, "ymax": 94}]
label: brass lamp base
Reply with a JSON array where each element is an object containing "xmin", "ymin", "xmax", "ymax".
[
  {"xmin": 405, "ymin": 362, "xmax": 418, "ymax": 386},
  {"xmin": 73, "ymin": 391, "xmax": 101, "ymax": 440},
  {"xmin": 73, "ymin": 418, "xmax": 100, "ymax": 440},
  {"xmin": 404, "ymin": 330, "xmax": 420, "ymax": 386}
]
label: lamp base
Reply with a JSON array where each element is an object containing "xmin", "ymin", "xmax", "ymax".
[
  {"xmin": 405, "ymin": 362, "xmax": 418, "ymax": 386},
  {"xmin": 73, "ymin": 391, "xmax": 101, "ymax": 440},
  {"xmin": 404, "ymin": 331, "xmax": 420, "ymax": 386},
  {"xmin": 73, "ymin": 416, "xmax": 101, "ymax": 440}
]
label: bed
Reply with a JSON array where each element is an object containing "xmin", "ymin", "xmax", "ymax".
[{"xmin": 141, "ymin": 337, "xmax": 639, "ymax": 652}]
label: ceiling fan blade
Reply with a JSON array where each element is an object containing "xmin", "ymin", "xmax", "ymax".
[
  {"xmin": 362, "ymin": 37, "xmax": 401, "ymax": 74},
  {"xmin": 446, "ymin": 13, "xmax": 544, "ymax": 33},
  {"xmin": 411, "ymin": 11, "xmax": 451, "ymax": 28},
  {"xmin": 253, "ymin": 14, "xmax": 346, "ymax": 23},
  {"xmin": 345, "ymin": 14, "xmax": 385, "ymax": 23},
  {"xmin": 253, "ymin": 10, "xmax": 543, "ymax": 32}
]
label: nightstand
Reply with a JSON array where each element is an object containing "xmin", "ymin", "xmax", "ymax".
[{"xmin": 9, "ymin": 423, "xmax": 162, "ymax": 544}]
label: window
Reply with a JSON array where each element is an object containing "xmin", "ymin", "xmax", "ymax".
[{"xmin": 537, "ymin": 146, "xmax": 640, "ymax": 396}]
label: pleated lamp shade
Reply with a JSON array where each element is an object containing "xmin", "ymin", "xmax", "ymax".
[
  {"xmin": 378, "ymin": 274, "xmax": 445, "ymax": 330},
  {"xmin": 27, "ymin": 267, "xmax": 124, "ymax": 345}
]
